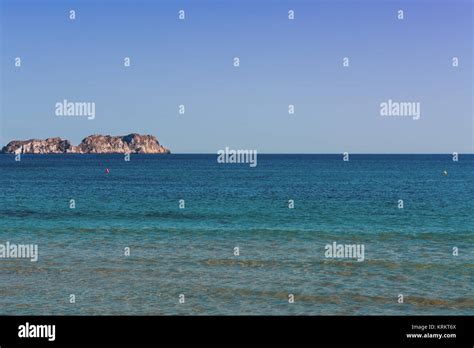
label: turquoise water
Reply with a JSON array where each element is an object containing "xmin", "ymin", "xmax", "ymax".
[{"xmin": 0, "ymin": 154, "xmax": 473, "ymax": 315}]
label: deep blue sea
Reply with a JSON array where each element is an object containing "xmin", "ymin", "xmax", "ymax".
[{"xmin": 0, "ymin": 154, "xmax": 473, "ymax": 315}]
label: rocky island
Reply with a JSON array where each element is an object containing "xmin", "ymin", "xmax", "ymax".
[{"xmin": 1, "ymin": 133, "xmax": 170, "ymax": 154}]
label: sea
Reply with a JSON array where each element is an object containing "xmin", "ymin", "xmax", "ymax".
[{"xmin": 0, "ymin": 154, "xmax": 472, "ymax": 315}]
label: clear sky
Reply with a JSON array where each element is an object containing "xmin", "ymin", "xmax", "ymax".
[{"xmin": 1, "ymin": 0, "xmax": 472, "ymax": 153}]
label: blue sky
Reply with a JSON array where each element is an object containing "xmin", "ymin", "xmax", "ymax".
[{"xmin": 1, "ymin": 0, "xmax": 472, "ymax": 153}]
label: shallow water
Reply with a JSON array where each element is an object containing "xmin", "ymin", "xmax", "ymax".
[{"xmin": 0, "ymin": 154, "xmax": 472, "ymax": 315}]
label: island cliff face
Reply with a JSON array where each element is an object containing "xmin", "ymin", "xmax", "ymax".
[{"xmin": 1, "ymin": 134, "xmax": 170, "ymax": 154}]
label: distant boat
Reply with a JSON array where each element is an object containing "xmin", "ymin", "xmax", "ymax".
[
  {"xmin": 443, "ymin": 170, "xmax": 448, "ymax": 176},
  {"xmin": 105, "ymin": 168, "xmax": 110, "ymax": 174}
]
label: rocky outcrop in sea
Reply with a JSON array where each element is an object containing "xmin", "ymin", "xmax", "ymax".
[{"xmin": 1, "ymin": 133, "xmax": 170, "ymax": 154}]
